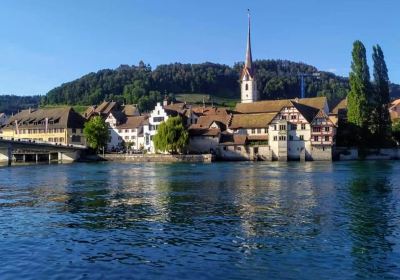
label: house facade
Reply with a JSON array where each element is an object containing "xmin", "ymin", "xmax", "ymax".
[
  {"xmin": 1, "ymin": 108, "xmax": 86, "ymax": 146},
  {"xmin": 143, "ymin": 102, "xmax": 171, "ymax": 153}
]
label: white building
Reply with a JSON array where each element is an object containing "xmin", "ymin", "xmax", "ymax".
[
  {"xmin": 105, "ymin": 111, "xmax": 148, "ymax": 152},
  {"xmin": 212, "ymin": 97, "xmax": 336, "ymax": 161},
  {"xmin": 143, "ymin": 102, "xmax": 171, "ymax": 153},
  {"xmin": 114, "ymin": 116, "xmax": 148, "ymax": 151}
]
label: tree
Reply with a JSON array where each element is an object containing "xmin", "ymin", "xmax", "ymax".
[
  {"xmin": 153, "ymin": 116, "xmax": 189, "ymax": 154},
  {"xmin": 347, "ymin": 40, "xmax": 372, "ymax": 142},
  {"xmin": 371, "ymin": 45, "xmax": 391, "ymax": 140},
  {"xmin": 83, "ymin": 116, "xmax": 110, "ymax": 152}
]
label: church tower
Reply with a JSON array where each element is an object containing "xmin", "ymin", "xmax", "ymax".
[{"xmin": 240, "ymin": 11, "xmax": 258, "ymax": 103}]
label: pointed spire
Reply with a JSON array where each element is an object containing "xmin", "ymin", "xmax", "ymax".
[{"xmin": 245, "ymin": 9, "xmax": 253, "ymax": 74}]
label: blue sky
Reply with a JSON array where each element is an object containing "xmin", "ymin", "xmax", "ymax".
[{"xmin": 0, "ymin": 0, "xmax": 399, "ymax": 95}]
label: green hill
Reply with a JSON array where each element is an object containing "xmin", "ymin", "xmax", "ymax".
[{"xmin": 40, "ymin": 60, "xmax": 400, "ymax": 112}]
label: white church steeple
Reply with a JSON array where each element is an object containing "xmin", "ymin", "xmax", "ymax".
[{"xmin": 240, "ymin": 10, "xmax": 258, "ymax": 103}]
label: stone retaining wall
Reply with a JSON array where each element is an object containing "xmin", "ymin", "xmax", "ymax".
[{"xmin": 101, "ymin": 153, "xmax": 214, "ymax": 163}]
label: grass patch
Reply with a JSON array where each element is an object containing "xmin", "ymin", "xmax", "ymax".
[{"xmin": 175, "ymin": 93, "xmax": 239, "ymax": 108}]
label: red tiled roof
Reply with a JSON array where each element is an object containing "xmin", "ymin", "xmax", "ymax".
[{"xmin": 116, "ymin": 116, "xmax": 148, "ymax": 129}]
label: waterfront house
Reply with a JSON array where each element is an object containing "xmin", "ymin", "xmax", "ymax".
[
  {"xmin": 113, "ymin": 116, "xmax": 148, "ymax": 151},
  {"xmin": 143, "ymin": 98, "xmax": 202, "ymax": 153},
  {"xmin": 2, "ymin": 107, "xmax": 86, "ymax": 146},
  {"xmin": 187, "ymin": 111, "xmax": 230, "ymax": 154},
  {"xmin": 215, "ymin": 97, "xmax": 335, "ymax": 161}
]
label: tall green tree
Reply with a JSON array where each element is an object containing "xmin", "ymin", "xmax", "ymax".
[
  {"xmin": 83, "ymin": 116, "xmax": 110, "ymax": 152},
  {"xmin": 153, "ymin": 116, "xmax": 189, "ymax": 154},
  {"xmin": 347, "ymin": 40, "xmax": 372, "ymax": 130},
  {"xmin": 371, "ymin": 44, "xmax": 391, "ymax": 140}
]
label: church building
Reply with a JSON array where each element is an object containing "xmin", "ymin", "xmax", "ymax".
[{"xmin": 240, "ymin": 12, "xmax": 259, "ymax": 104}]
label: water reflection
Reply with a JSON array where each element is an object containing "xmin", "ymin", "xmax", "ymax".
[
  {"xmin": 346, "ymin": 162, "xmax": 398, "ymax": 278},
  {"xmin": 1, "ymin": 161, "xmax": 400, "ymax": 279}
]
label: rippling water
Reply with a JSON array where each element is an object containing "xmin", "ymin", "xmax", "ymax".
[{"xmin": 1, "ymin": 161, "xmax": 400, "ymax": 279}]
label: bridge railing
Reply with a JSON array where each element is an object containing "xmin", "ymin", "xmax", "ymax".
[{"xmin": 0, "ymin": 136, "xmax": 87, "ymax": 149}]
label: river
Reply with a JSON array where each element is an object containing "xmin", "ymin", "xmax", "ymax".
[{"xmin": 1, "ymin": 161, "xmax": 400, "ymax": 279}]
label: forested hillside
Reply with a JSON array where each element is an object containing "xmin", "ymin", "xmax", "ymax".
[
  {"xmin": 41, "ymin": 60, "xmax": 400, "ymax": 111},
  {"xmin": 0, "ymin": 95, "xmax": 41, "ymax": 115}
]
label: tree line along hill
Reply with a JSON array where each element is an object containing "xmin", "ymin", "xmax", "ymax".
[{"xmin": 2, "ymin": 59, "xmax": 400, "ymax": 114}]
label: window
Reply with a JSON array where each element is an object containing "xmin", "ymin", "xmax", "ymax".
[
  {"xmin": 301, "ymin": 124, "xmax": 306, "ymax": 130},
  {"xmin": 279, "ymin": 136, "xmax": 286, "ymax": 141},
  {"xmin": 291, "ymin": 124, "xmax": 297, "ymax": 130},
  {"xmin": 313, "ymin": 127, "xmax": 321, "ymax": 132},
  {"xmin": 257, "ymin": 128, "xmax": 262, "ymax": 134},
  {"xmin": 291, "ymin": 115, "xmax": 297, "ymax": 120},
  {"xmin": 273, "ymin": 136, "xmax": 277, "ymax": 141},
  {"xmin": 72, "ymin": 128, "xmax": 76, "ymax": 133},
  {"xmin": 71, "ymin": 135, "xmax": 81, "ymax": 143},
  {"xmin": 125, "ymin": 129, "xmax": 129, "ymax": 133},
  {"xmin": 325, "ymin": 127, "xmax": 330, "ymax": 132},
  {"xmin": 118, "ymin": 129, "xmax": 122, "ymax": 133},
  {"xmin": 131, "ymin": 136, "xmax": 135, "ymax": 139},
  {"xmin": 245, "ymin": 83, "xmax": 249, "ymax": 90},
  {"xmin": 281, "ymin": 115, "xmax": 287, "ymax": 120},
  {"xmin": 236, "ymin": 146, "xmax": 242, "ymax": 151},
  {"xmin": 124, "ymin": 136, "xmax": 129, "ymax": 140},
  {"xmin": 325, "ymin": 136, "xmax": 330, "ymax": 142},
  {"xmin": 251, "ymin": 129, "xmax": 255, "ymax": 134},
  {"xmin": 264, "ymin": 128, "xmax": 267, "ymax": 134},
  {"xmin": 314, "ymin": 136, "xmax": 319, "ymax": 141},
  {"xmin": 300, "ymin": 135, "xmax": 304, "ymax": 141},
  {"xmin": 289, "ymin": 135, "xmax": 293, "ymax": 141},
  {"xmin": 153, "ymin": 117, "xmax": 164, "ymax": 123},
  {"xmin": 274, "ymin": 125, "xmax": 277, "ymax": 131},
  {"xmin": 279, "ymin": 125, "xmax": 286, "ymax": 131},
  {"xmin": 60, "ymin": 137, "xmax": 64, "ymax": 143}
]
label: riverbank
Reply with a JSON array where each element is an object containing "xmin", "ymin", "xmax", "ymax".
[{"xmin": 98, "ymin": 153, "xmax": 214, "ymax": 163}]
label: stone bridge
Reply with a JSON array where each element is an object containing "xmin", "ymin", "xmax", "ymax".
[{"xmin": 0, "ymin": 137, "xmax": 87, "ymax": 166}]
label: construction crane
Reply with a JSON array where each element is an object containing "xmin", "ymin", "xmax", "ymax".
[{"xmin": 298, "ymin": 72, "xmax": 320, "ymax": 99}]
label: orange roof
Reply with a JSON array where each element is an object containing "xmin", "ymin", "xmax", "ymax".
[
  {"xmin": 220, "ymin": 134, "xmax": 247, "ymax": 145},
  {"xmin": 193, "ymin": 114, "xmax": 231, "ymax": 128},
  {"xmin": 116, "ymin": 116, "xmax": 148, "ymax": 129},
  {"xmin": 189, "ymin": 128, "xmax": 220, "ymax": 137}
]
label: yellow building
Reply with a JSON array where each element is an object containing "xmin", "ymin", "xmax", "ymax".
[{"xmin": 1, "ymin": 107, "xmax": 86, "ymax": 146}]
